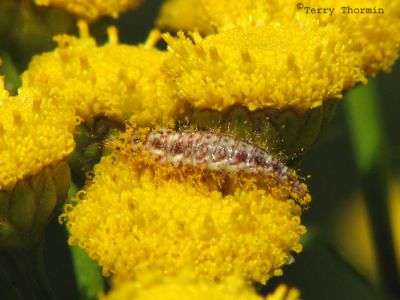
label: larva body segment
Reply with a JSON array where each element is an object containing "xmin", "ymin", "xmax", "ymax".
[
  {"xmin": 129, "ymin": 129, "xmax": 310, "ymax": 206},
  {"xmin": 132, "ymin": 129, "xmax": 291, "ymax": 184}
]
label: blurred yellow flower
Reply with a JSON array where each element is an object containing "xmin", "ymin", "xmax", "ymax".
[
  {"xmin": 65, "ymin": 149, "xmax": 307, "ymax": 284},
  {"xmin": 34, "ymin": 0, "xmax": 142, "ymax": 21},
  {"xmin": 0, "ymin": 78, "xmax": 76, "ymax": 191},
  {"xmin": 334, "ymin": 179, "xmax": 400, "ymax": 284},
  {"xmin": 21, "ymin": 23, "xmax": 181, "ymax": 127},
  {"xmin": 157, "ymin": 0, "xmax": 214, "ymax": 34},
  {"xmin": 163, "ymin": 21, "xmax": 365, "ymax": 112},
  {"xmin": 199, "ymin": 0, "xmax": 274, "ymax": 31},
  {"xmin": 157, "ymin": 0, "xmax": 284, "ymax": 33},
  {"xmin": 101, "ymin": 271, "xmax": 300, "ymax": 300}
]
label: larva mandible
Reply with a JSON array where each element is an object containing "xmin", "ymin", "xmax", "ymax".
[{"xmin": 131, "ymin": 129, "xmax": 309, "ymax": 202}]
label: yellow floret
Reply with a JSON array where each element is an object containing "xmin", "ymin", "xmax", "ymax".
[
  {"xmin": 156, "ymin": 0, "xmax": 214, "ymax": 34},
  {"xmin": 65, "ymin": 153, "xmax": 307, "ymax": 284},
  {"xmin": 102, "ymin": 271, "xmax": 300, "ymax": 300},
  {"xmin": 34, "ymin": 0, "xmax": 142, "ymax": 21},
  {"xmin": 21, "ymin": 23, "xmax": 181, "ymax": 127},
  {"xmin": 162, "ymin": 22, "xmax": 365, "ymax": 112},
  {"xmin": 0, "ymin": 78, "xmax": 77, "ymax": 190}
]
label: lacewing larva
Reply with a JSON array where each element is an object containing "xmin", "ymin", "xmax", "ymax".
[{"xmin": 130, "ymin": 129, "xmax": 309, "ymax": 204}]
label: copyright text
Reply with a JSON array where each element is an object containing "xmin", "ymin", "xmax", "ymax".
[{"xmin": 297, "ymin": 3, "xmax": 384, "ymax": 15}]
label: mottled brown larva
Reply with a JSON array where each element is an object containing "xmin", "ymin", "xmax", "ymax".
[{"xmin": 131, "ymin": 129, "xmax": 309, "ymax": 204}]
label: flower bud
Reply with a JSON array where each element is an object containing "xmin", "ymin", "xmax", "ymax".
[{"xmin": 0, "ymin": 161, "xmax": 70, "ymax": 250}]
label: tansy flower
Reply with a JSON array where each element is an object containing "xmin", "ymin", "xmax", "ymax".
[
  {"xmin": 0, "ymin": 77, "xmax": 75, "ymax": 259},
  {"xmin": 21, "ymin": 22, "xmax": 182, "ymax": 127},
  {"xmin": 156, "ymin": 0, "xmax": 214, "ymax": 34},
  {"xmin": 162, "ymin": 21, "xmax": 365, "ymax": 112},
  {"xmin": 101, "ymin": 271, "xmax": 301, "ymax": 300},
  {"xmin": 0, "ymin": 78, "xmax": 76, "ymax": 191},
  {"xmin": 65, "ymin": 147, "xmax": 307, "ymax": 284},
  {"xmin": 34, "ymin": 0, "xmax": 142, "ymax": 21}
]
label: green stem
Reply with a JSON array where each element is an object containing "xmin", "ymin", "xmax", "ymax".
[
  {"xmin": 345, "ymin": 79, "xmax": 400, "ymax": 297},
  {"xmin": 0, "ymin": 239, "xmax": 57, "ymax": 300}
]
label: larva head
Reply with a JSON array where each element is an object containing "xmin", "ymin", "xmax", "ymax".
[
  {"xmin": 130, "ymin": 131, "xmax": 146, "ymax": 153},
  {"xmin": 101, "ymin": 136, "xmax": 125, "ymax": 153},
  {"xmin": 131, "ymin": 134, "xmax": 141, "ymax": 150},
  {"xmin": 129, "ymin": 127, "xmax": 153, "ymax": 152}
]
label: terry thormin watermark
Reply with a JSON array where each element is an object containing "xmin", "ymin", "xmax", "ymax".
[{"xmin": 296, "ymin": 3, "xmax": 384, "ymax": 15}]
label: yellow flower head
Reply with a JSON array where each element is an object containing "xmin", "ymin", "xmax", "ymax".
[
  {"xmin": 0, "ymin": 78, "xmax": 77, "ymax": 190},
  {"xmin": 156, "ymin": 0, "xmax": 280, "ymax": 33},
  {"xmin": 101, "ymin": 271, "xmax": 300, "ymax": 300},
  {"xmin": 65, "ymin": 136, "xmax": 307, "ymax": 283},
  {"xmin": 157, "ymin": 0, "xmax": 214, "ymax": 34},
  {"xmin": 162, "ymin": 21, "xmax": 365, "ymax": 112},
  {"xmin": 21, "ymin": 23, "xmax": 181, "ymax": 127},
  {"xmin": 34, "ymin": 0, "xmax": 142, "ymax": 21}
]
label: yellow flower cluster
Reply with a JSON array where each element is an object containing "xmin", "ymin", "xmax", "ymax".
[
  {"xmin": 158, "ymin": 0, "xmax": 400, "ymax": 75},
  {"xmin": 0, "ymin": 78, "xmax": 77, "ymax": 190},
  {"xmin": 21, "ymin": 23, "xmax": 181, "ymax": 127},
  {"xmin": 157, "ymin": 0, "xmax": 214, "ymax": 34},
  {"xmin": 34, "ymin": 0, "xmax": 142, "ymax": 21},
  {"xmin": 102, "ymin": 271, "xmax": 300, "ymax": 300},
  {"xmin": 163, "ymin": 21, "xmax": 365, "ymax": 112},
  {"xmin": 65, "ymin": 152, "xmax": 306, "ymax": 284}
]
